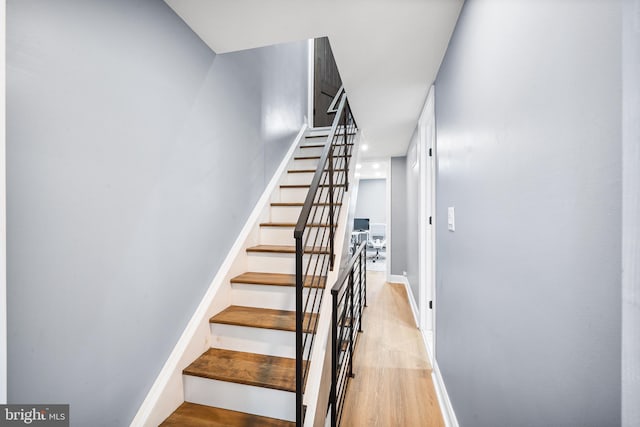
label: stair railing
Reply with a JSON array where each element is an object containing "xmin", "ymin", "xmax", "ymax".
[
  {"xmin": 294, "ymin": 91, "xmax": 357, "ymax": 426},
  {"xmin": 330, "ymin": 241, "xmax": 367, "ymax": 427}
]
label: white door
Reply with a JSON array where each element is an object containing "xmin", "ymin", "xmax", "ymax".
[{"xmin": 418, "ymin": 86, "xmax": 436, "ymax": 360}]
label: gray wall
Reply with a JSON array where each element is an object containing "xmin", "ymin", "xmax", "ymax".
[
  {"xmin": 390, "ymin": 157, "xmax": 407, "ymax": 276},
  {"xmin": 354, "ymin": 179, "xmax": 386, "ymax": 224},
  {"xmin": 622, "ymin": 0, "xmax": 640, "ymax": 425},
  {"xmin": 6, "ymin": 0, "xmax": 308, "ymax": 425},
  {"xmin": 435, "ymin": 1, "xmax": 621, "ymax": 426}
]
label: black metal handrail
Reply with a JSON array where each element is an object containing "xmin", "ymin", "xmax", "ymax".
[
  {"xmin": 294, "ymin": 90, "xmax": 357, "ymax": 426},
  {"xmin": 330, "ymin": 241, "xmax": 367, "ymax": 427}
]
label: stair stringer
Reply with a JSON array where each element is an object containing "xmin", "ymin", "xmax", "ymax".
[{"xmin": 130, "ymin": 125, "xmax": 307, "ymax": 427}]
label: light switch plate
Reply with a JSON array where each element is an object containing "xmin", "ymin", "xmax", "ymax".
[{"xmin": 447, "ymin": 207, "xmax": 455, "ymax": 231}]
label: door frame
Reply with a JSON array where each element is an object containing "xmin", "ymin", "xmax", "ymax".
[
  {"xmin": 418, "ymin": 85, "xmax": 436, "ymax": 362},
  {"xmin": 307, "ymin": 38, "xmax": 315, "ymax": 128}
]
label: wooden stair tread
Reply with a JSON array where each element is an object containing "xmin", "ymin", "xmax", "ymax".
[
  {"xmin": 246, "ymin": 245, "xmax": 330, "ymax": 254},
  {"xmin": 210, "ymin": 305, "xmax": 317, "ymax": 333},
  {"xmin": 260, "ymin": 222, "xmax": 330, "ymax": 228},
  {"xmin": 183, "ymin": 348, "xmax": 302, "ymax": 392},
  {"xmin": 160, "ymin": 402, "xmax": 294, "ymax": 427},
  {"xmin": 305, "ymin": 132, "xmax": 355, "ymax": 138},
  {"xmin": 230, "ymin": 272, "xmax": 326, "ymax": 288},
  {"xmin": 294, "ymin": 155, "xmax": 352, "ymax": 160},
  {"xmin": 280, "ymin": 184, "xmax": 346, "ymax": 188},
  {"xmin": 287, "ymin": 169, "xmax": 347, "ymax": 174},
  {"xmin": 299, "ymin": 144, "xmax": 353, "ymax": 150},
  {"xmin": 271, "ymin": 202, "xmax": 341, "ymax": 207}
]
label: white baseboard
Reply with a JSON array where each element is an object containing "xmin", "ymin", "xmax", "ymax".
[
  {"xmin": 388, "ymin": 275, "xmax": 419, "ymax": 328},
  {"xmin": 432, "ymin": 360, "xmax": 459, "ymax": 427},
  {"xmin": 388, "ymin": 274, "xmax": 457, "ymax": 427},
  {"xmin": 130, "ymin": 125, "xmax": 308, "ymax": 427}
]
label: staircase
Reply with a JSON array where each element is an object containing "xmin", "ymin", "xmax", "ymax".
[{"xmin": 160, "ymin": 129, "xmax": 349, "ymax": 426}]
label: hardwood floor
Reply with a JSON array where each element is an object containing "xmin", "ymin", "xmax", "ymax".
[{"xmin": 339, "ymin": 271, "xmax": 445, "ymax": 427}]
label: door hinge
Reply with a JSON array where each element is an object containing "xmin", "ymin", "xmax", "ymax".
[
  {"xmin": 429, "ymin": 216, "xmax": 432, "ymax": 225},
  {"xmin": 429, "ymin": 300, "xmax": 433, "ymax": 309},
  {"xmin": 428, "ymin": 148, "xmax": 433, "ymax": 157}
]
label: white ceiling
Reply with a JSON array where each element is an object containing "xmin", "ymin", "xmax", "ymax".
[
  {"xmin": 355, "ymin": 159, "xmax": 389, "ymax": 181},
  {"xmin": 164, "ymin": 0, "xmax": 462, "ymax": 159}
]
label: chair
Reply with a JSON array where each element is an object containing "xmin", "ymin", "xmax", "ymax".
[{"xmin": 367, "ymin": 223, "xmax": 386, "ymax": 262}]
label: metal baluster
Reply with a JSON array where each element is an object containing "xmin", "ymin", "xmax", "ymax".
[
  {"xmin": 348, "ymin": 269, "xmax": 354, "ymax": 379},
  {"xmin": 295, "ymin": 236, "xmax": 303, "ymax": 426},
  {"xmin": 362, "ymin": 248, "xmax": 367, "ymax": 308},
  {"xmin": 329, "ymin": 146, "xmax": 335, "ymax": 271},
  {"xmin": 343, "ymin": 103, "xmax": 349, "ymax": 192},
  {"xmin": 331, "ymin": 291, "xmax": 338, "ymax": 427},
  {"xmin": 358, "ymin": 251, "xmax": 363, "ymax": 333}
]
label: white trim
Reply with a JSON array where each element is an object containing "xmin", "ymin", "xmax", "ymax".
[
  {"xmin": 0, "ymin": 0, "xmax": 7, "ymax": 404},
  {"xmin": 385, "ymin": 158, "xmax": 392, "ymax": 279},
  {"xmin": 307, "ymin": 38, "xmax": 314, "ymax": 128},
  {"xmin": 130, "ymin": 125, "xmax": 308, "ymax": 427},
  {"xmin": 431, "ymin": 360, "xmax": 459, "ymax": 427},
  {"xmin": 387, "ymin": 275, "xmax": 419, "ymax": 329},
  {"xmin": 417, "ymin": 85, "xmax": 437, "ymax": 361},
  {"xmin": 418, "ymin": 101, "xmax": 428, "ymax": 335}
]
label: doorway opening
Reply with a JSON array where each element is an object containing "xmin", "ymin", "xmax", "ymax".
[{"xmin": 312, "ymin": 37, "xmax": 342, "ymax": 128}]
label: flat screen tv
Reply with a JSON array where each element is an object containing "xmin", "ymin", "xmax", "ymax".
[{"xmin": 354, "ymin": 218, "xmax": 370, "ymax": 231}]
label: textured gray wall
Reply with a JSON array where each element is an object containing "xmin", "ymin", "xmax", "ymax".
[
  {"xmin": 6, "ymin": 0, "xmax": 308, "ymax": 425},
  {"xmin": 354, "ymin": 179, "xmax": 386, "ymax": 224},
  {"xmin": 622, "ymin": 0, "xmax": 640, "ymax": 425},
  {"xmin": 390, "ymin": 157, "xmax": 407, "ymax": 276},
  {"xmin": 435, "ymin": 1, "xmax": 621, "ymax": 426}
]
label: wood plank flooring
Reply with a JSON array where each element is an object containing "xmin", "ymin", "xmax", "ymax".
[{"xmin": 339, "ymin": 271, "xmax": 445, "ymax": 427}]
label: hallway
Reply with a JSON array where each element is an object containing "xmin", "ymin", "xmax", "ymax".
[{"xmin": 340, "ymin": 271, "xmax": 444, "ymax": 426}]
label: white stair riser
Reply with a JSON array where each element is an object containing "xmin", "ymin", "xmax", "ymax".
[
  {"xmin": 292, "ymin": 158, "xmax": 320, "ymax": 170},
  {"xmin": 304, "ymin": 131, "xmax": 330, "ymax": 139},
  {"xmin": 270, "ymin": 206, "xmax": 302, "ymax": 222},
  {"xmin": 304, "ymin": 132, "xmax": 329, "ymax": 139},
  {"xmin": 230, "ymin": 283, "xmax": 319, "ymax": 312},
  {"xmin": 184, "ymin": 376, "xmax": 295, "ymax": 422},
  {"xmin": 247, "ymin": 252, "xmax": 328, "ymax": 274},
  {"xmin": 260, "ymin": 227, "xmax": 327, "ymax": 245},
  {"xmin": 279, "ymin": 187, "xmax": 309, "ymax": 202},
  {"xmin": 210, "ymin": 324, "xmax": 313, "ymax": 359},
  {"xmin": 297, "ymin": 146, "xmax": 324, "ymax": 157},
  {"xmin": 260, "ymin": 227, "xmax": 296, "ymax": 245},
  {"xmin": 284, "ymin": 172, "xmax": 315, "ymax": 186}
]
